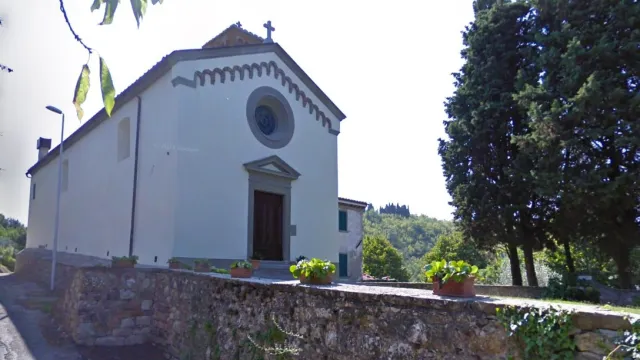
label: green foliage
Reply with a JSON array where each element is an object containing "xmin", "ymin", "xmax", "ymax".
[
  {"xmin": 424, "ymin": 260, "xmax": 479, "ymax": 285},
  {"xmin": 289, "ymin": 258, "xmax": 335, "ymax": 279},
  {"xmin": 193, "ymin": 259, "xmax": 210, "ymax": 265},
  {"xmin": 364, "ymin": 209, "xmax": 452, "ymax": 281},
  {"xmin": 609, "ymin": 318, "xmax": 640, "ymax": 359},
  {"xmin": 423, "ymin": 230, "xmax": 489, "ymax": 269},
  {"xmin": 99, "ymin": 56, "xmax": 115, "ymax": 116},
  {"xmin": 210, "ymin": 267, "xmax": 229, "ymax": 275},
  {"xmin": 0, "ymin": 214, "xmax": 27, "ymax": 250},
  {"xmin": 231, "ymin": 260, "xmax": 253, "ymax": 270},
  {"xmin": 497, "ymin": 305, "xmax": 576, "ymax": 359},
  {"xmin": 67, "ymin": 0, "xmax": 165, "ymax": 121},
  {"xmin": 167, "ymin": 257, "xmax": 181, "ymax": 264},
  {"xmin": 544, "ymin": 277, "xmax": 601, "ymax": 304},
  {"xmin": 72, "ymin": 64, "xmax": 90, "ymax": 120},
  {"xmin": 362, "ymin": 235, "xmax": 410, "ymax": 282},
  {"xmin": 244, "ymin": 315, "xmax": 303, "ymax": 360},
  {"xmin": 0, "ymin": 246, "xmax": 16, "ymax": 271}
]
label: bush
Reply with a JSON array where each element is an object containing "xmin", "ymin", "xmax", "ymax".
[
  {"xmin": 543, "ymin": 276, "xmax": 601, "ymax": 304},
  {"xmin": 0, "ymin": 246, "xmax": 16, "ymax": 271}
]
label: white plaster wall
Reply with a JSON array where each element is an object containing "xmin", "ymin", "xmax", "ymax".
[
  {"xmin": 131, "ymin": 72, "xmax": 178, "ymax": 266},
  {"xmin": 338, "ymin": 206, "xmax": 364, "ymax": 280},
  {"xmin": 25, "ymin": 72, "xmax": 177, "ymax": 266},
  {"xmin": 171, "ymin": 52, "xmax": 340, "ymax": 262},
  {"xmin": 25, "ymin": 99, "xmax": 139, "ymax": 259}
]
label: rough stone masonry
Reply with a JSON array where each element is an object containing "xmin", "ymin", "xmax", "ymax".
[{"xmin": 15, "ymin": 249, "xmax": 640, "ymax": 359}]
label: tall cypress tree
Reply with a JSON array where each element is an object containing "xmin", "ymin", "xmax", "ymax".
[
  {"xmin": 440, "ymin": 0, "xmax": 546, "ymax": 286},
  {"xmin": 520, "ymin": 0, "xmax": 640, "ymax": 288}
]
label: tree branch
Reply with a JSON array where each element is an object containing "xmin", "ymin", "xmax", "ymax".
[{"xmin": 59, "ymin": 0, "xmax": 93, "ymax": 54}]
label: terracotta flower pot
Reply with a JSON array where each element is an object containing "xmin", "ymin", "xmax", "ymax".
[
  {"xmin": 299, "ymin": 273, "xmax": 333, "ymax": 285},
  {"xmin": 432, "ymin": 277, "xmax": 476, "ymax": 298},
  {"xmin": 112, "ymin": 260, "xmax": 135, "ymax": 268},
  {"xmin": 230, "ymin": 268, "xmax": 252, "ymax": 278},
  {"xmin": 251, "ymin": 260, "xmax": 261, "ymax": 270},
  {"xmin": 194, "ymin": 263, "xmax": 210, "ymax": 273},
  {"xmin": 168, "ymin": 262, "xmax": 182, "ymax": 270}
]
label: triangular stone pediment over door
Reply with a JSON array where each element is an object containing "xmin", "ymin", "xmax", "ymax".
[
  {"xmin": 243, "ymin": 155, "xmax": 301, "ymax": 180},
  {"xmin": 243, "ymin": 155, "xmax": 300, "ymax": 262}
]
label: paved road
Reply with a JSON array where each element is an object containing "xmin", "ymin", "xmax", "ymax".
[{"xmin": 0, "ymin": 274, "xmax": 82, "ymax": 360}]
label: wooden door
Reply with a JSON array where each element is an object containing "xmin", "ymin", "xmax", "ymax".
[{"xmin": 252, "ymin": 191, "xmax": 284, "ymax": 261}]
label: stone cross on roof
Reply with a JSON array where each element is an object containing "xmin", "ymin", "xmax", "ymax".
[{"xmin": 263, "ymin": 21, "xmax": 275, "ymax": 43}]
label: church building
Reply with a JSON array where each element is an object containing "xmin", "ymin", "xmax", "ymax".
[{"xmin": 24, "ymin": 22, "xmax": 366, "ymax": 280}]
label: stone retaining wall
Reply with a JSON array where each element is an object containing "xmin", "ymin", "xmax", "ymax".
[
  {"xmin": 361, "ymin": 281, "xmax": 545, "ymax": 299},
  {"xmin": 15, "ymin": 249, "xmax": 639, "ymax": 359}
]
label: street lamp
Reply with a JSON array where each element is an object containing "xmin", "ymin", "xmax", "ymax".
[{"xmin": 46, "ymin": 105, "xmax": 64, "ymax": 292}]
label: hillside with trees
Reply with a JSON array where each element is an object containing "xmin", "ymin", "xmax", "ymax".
[{"xmin": 364, "ymin": 205, "xmax": 453, "ymax": 281}]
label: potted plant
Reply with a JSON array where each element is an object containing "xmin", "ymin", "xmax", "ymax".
[
  {"xmin": 193, "ymin": 259, "xmax": 211, "ymax": 273},
  {"xmin": 112, "ymin": 255, "xmax": 138, "ymax": 268},
  {"xmin": 289, "ymin": 258, "xmax": 335, "ymax": 285},
  {"xmin": 424, "ymin": 260, "xmax": 478, "ymax": 298},
  {"xmin": 167, "ymin": 257, "xmax": 183, "ymax": 270},
  {"xmin": 230, "ymin": 260, "xmax": 253, "ymax": 278},
  {"xmin": 250, "ymin": 252, "xmax": 263, "ymax": 270},
  {"xmin": 291, "ymin": 255, "xmax": 307, "ymax": 265}
]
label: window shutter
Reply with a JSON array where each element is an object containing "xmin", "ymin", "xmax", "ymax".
[{"xmin": 339, "ymin": 210, "xmax": 348, "ymax": 231}]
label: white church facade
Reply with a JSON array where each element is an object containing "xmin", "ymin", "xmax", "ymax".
[{"xmin": 24, "ymin": 22, "xmax": 367, "ymax": 280}]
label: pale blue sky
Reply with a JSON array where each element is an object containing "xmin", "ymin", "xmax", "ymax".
[{"xmin": 0, "ymin": 1, "xmax": 475, "ymax": 224}]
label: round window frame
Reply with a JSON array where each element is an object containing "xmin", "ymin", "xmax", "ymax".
[{"xmin": 246, "ymin": 86, "xmax": 295, "ymax": 149}]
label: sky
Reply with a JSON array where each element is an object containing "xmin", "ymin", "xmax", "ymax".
[{"xmin": 0, "ymin": 0, "xmax": 475, "ymax": 225}]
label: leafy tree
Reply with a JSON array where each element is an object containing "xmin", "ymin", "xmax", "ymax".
[
  {"xmin": 362, "ymin": 235, "xmax": 410, "ymax": 282},
  {"xmin": 423, "ymin": 230, "xmax": 488, "ymax": 269},
  {"xmin": 0, "ymin": 214, "xmax": 26, "ymax": 250},
  {"xmin": 379, "ymin": 203, "xmax": 411, "ymax": 217},
  {"xmin": 364, "ymin": 209, "xmax": 453, "ymax": 281},
  {"xmin": 439, "ymin": 0, "xmax": 547, "ymax": 286},
  {"xmin": 518, "ymin": 0, "xmax": 640, "ymax": 288}
]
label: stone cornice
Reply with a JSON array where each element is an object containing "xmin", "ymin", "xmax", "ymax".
[{"xmin": 171, "ymin": 60, "xmax": 338, "ymax": 135}]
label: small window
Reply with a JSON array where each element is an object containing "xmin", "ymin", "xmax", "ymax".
[
  {"xmin": 31, "ymin": 183, "xmax": 36, "ymax": 200},
  {"xmin": 339, "ymin": 210, "xmax": 348, "ymax": 232},
  {"xmin": 62, "ymin": 160, "xmax": 69, "ymax": 192},
  {"xmin": 117, "ymin": 118, "xmax": 131, "ymax": 161}
]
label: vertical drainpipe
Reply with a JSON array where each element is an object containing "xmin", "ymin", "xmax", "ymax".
[{"xmin": 128, "ymin": 96, "xmax": 142, "ymax": 256}]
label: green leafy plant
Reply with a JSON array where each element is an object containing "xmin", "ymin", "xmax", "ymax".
[
  {"xmin": 606, "ymin": 318, "xmax": 640, "ymax": 359},
  {"xmin": 244, "ymin": 314, "xmax": 303, "ymax": 360},
  {"xmin": 295, "ymin": 255, "xmax": 307, "ymax": 263},
  {"xmin": 423, "ymin": 260, "xmax": 478, "ymax": 285},
  {"xmin": 194, "ymin": 259, "xmax": 210, "ymax": 265},
  {"xmin": 497, "ymin": 305, "xmax": 575, "ymax": 359},
  {"xmin": 289, "ymin": 258, "xmax": 335, "ymax": 279},
  {"xmin": 544, "ymin": 276, "xmax": 601, "ymax": 304},
  {"xmin": 211, "ymin": 267, "xmax": 230, "ymax": 274},
  {"xmin": 111, "ymin": 255, "xmax": 138, "ymax": 264},
  {"xmin": 167, "ymin": 257, "xmax": 181, "ymax": 264},
  {"xmin": 231, "ymin": 260, "xmax": 253, "ymax": 270}
]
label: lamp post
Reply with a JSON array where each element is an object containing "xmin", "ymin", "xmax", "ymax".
[{"xmin": 46, "ymin": 105, "xmax": 64, "ymax": 292}]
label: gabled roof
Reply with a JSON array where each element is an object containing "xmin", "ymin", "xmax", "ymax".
[
  {"xmin": 201, "ymin": 22, "xmax": 264, "ymax": 48},
  {"xmin": 26, "ymin": 43, "xmax": 346, "ymax": 177}
]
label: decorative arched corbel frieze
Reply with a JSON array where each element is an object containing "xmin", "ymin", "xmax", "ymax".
[{"xmin": 171, "ymin": 60, "xmax": 338, "ymax": 135}]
